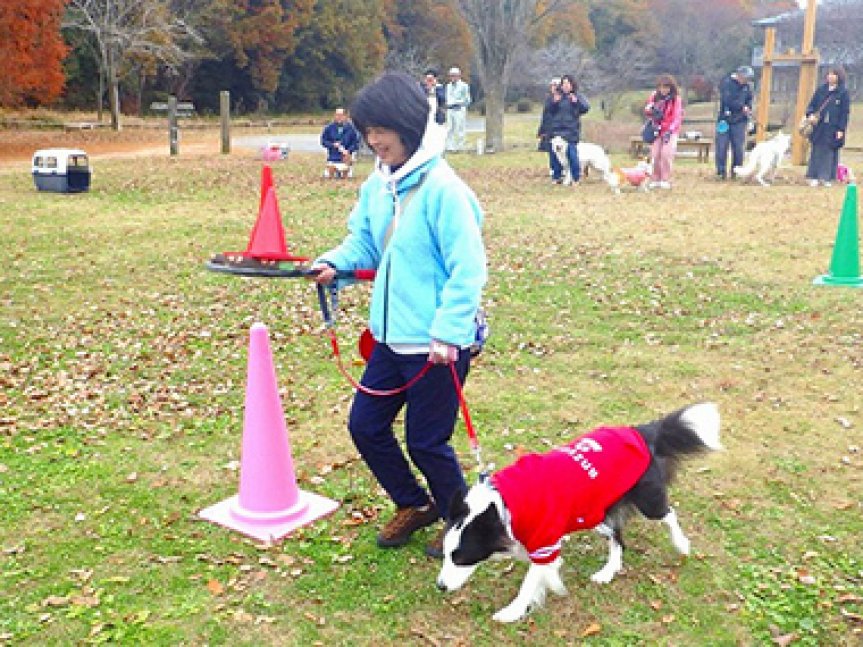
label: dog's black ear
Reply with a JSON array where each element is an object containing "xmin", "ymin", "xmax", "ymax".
[{"xmin": 448, "ymin": 486, "xmax": 469, "ymax": 523}]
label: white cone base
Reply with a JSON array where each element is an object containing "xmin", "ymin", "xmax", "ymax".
[{"xmin": 199, "ymin": 490, "xmax": 339, "ymax": 542}]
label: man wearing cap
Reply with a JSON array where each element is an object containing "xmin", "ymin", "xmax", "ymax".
[
  {"xmin": 715, "ymin": 65, "xmax": 754, "ymax": 180},
  {"xmin": 445, "ymin": 67, "xmax": 471, "ymax": 152}
]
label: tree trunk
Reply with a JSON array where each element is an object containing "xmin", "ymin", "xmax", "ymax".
[
  {"xmin": 107, "ymin": 47, "xmax": 121, "ymax": 131},
  {"xmin": 483, "ymin": 86, "xmax": 505, "ymax": 152}
]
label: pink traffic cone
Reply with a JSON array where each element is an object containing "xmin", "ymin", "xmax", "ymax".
[{"xmin": 199, "ymin": 323, "xmax": 339, "ymax": 541}]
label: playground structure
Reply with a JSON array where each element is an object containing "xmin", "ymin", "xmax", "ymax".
[{"xmin": 754, "ymin": 0, "xmax": 819, "ymax": 165}]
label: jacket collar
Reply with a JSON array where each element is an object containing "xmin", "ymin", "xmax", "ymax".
[{"xmin": 373, "ymin": 124, "xmax": 441, "ymax": 191}]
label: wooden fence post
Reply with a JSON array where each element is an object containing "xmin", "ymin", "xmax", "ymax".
[
  {"xmin": 220, "ymin": 91, "xmax": 231, "ymax": 154},
  {"xmin": 168, "ymin": 95, "xmax": 179, "ymax": 156}
]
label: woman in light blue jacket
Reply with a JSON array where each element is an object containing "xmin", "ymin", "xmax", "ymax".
[{"xmin": 312, "ymin": 72, "xmax": 487, "ymax": 558}]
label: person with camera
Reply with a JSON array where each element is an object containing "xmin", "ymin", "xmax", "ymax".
[
  {"xmin": 804, "ymin": 65, "xmax": 850, "ymax": 187},
  {"xmin": 715, "ymin": 66, "xmax": 754, "ymax": 180},
  {"xmin": 643, "ymin": 74, "xmax": 684, "ymax": 189},
  {"xmin": 545, "ymin": 74, "xmax": 590, "ymax": 185}
]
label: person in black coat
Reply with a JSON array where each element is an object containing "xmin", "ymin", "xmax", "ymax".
[
  {"xmin": 715, "ymin": 66, "xmax": 754, "ymax": 180},
  {"xmin": 422, "ymin": 69, "xmax": 447, "ymax": 126},
  {"xmin": 804, "ymin": 66, "xmax": 851, "ymax": 187},
  {"xmin": 536, "ymin": 77, "xmax": 560, "ymax": 154},
  {"xmin": 545, "ymin": 74, "xmax": 590, "ymax": 184}
]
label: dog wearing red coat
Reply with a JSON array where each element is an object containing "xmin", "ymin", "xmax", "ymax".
[{"xmin": 607, "ymin": 160, "xmax": 652, "ymax": 194}]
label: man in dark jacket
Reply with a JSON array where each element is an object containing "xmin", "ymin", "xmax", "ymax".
[
  {"xmin": 422, "ymin": 69, "xmax": 447, "ymax": 126},
  {"xmin": 715, "ymin": 66, "xmax": 754, "ymax": 180},
  {"xmin": 321, "ymin": 108, "xmax": 360, "ymax": 178}
]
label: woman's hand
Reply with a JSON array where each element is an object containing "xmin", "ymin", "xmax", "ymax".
[
  {"xmin": 428, "ymin": 340, "xmax": 458, "ymax": 364},
  {"xmin": 308, "ymin": 263, "xmax": 336, "ymax": 284}
]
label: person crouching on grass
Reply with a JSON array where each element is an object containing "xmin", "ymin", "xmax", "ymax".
[
  {"xmin": 308, "ymin": 72, "xmax": 487, "ymax": 558},
  {"xmin": 644, "ymin": 74, "xmax": 684, "ymax": 190}
]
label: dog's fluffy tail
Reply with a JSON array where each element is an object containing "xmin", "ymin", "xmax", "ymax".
[{"xmin": 643, "ymin": 403, "xmax": 722, "ymax": 482}]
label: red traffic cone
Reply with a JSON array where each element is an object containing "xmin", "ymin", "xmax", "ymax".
[
  {"xmin": 258, "ymin": 164, "xmax": 274, "ymax": 217},
  {"xmin": 199, "ymin": 323, "xmax": 339, "ymax": 542},
  {"xmin": 221, "ymin": 166, "xmax": 308, "ymax": 263}
]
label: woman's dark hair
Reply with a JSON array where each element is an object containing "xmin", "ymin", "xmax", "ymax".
[
  {"xmin": 350, "ymin": 72, "xmax": 430, "ymax": 158},
  {"xmin": 560, "ymin": 74, "xmax": 578, "ymax": 93},
  {"xmin": 826, "ymin": 65, "xmax": 846, "ymax": 86},
  {"xmin": 655, "ymin": 74, "xmax": 679, "ymax": 99}
]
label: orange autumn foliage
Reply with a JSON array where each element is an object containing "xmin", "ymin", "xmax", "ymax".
[{"xmin": 0, "ymin": 0, "xmax": 70, "ymax": 107}]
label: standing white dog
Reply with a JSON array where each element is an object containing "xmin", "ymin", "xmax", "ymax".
[
  {"xmin": 733, "ymin": 131, "xmax": 790, "ymax": 186},
  {"xmin": 550, "ymin": 136, "xmax": 615, "ymax": 189}
]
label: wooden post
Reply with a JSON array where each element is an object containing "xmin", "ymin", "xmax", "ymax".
[
  {"xmin": 755, "ymin": 27, "xmax": 775, "ymax": 143},
  {"xmin": 168, "ymin": 95, "xmax": 179, "ymax": 156},
  {"xmin": 220, "ymin": 91, "xmax": 231, "ymax": 154},
  {"xmin": 792, "ymin": 0, "xmax": 819, "ymax": 165}
]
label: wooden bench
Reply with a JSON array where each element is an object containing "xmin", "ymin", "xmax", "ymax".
[{"xmin": 630, "ymin": 136, "xmax": 712, "ymax": 163}]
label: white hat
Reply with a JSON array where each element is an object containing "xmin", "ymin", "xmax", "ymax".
[{"xmin": 448, "ymin": 67, "xmax": 461, "ymax": 75}]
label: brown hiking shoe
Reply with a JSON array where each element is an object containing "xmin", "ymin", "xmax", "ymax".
[
  {"xmin": 424, "ymin": 526, "xmax": 445, "ymax": 559},
  {"xmin": 376, "ymin": 504, "xmax": 439, "ymax": 548}
]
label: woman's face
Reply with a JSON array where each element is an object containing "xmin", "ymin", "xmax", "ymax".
[
  {"xmin": 560, "ymin": 78, "xmax": 573, "ymax": 93},
  {"xmin": 827, "ymin": 71, "xmax": 839, "ymax": 86},
  {"xmin": 365, "ymin": 126, "xmax": 408, "ymax": 167},
  {"xmin": 659, "ymin": 83, "xmax": 671, "ymax": 95}
]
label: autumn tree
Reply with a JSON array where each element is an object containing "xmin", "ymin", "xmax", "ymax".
[
  {"xmin": 0, "ymin": 0, "xmax": 70, "ymax": 107},
  {"xmin": 277, "ymin": 0, "xmax": 387, "ymax": 111},
  {"xmin": 454, "ymin": 0, "xmax": 582, "ymax": 152},
  {"xmin": 64, "ymin": 0, "xmax": 201, "ymax": 129},
  {"xmin": 382, "ymin": 0, "xmax": 472, "ymax": 77},
  {"xmin": 648, "ymin": 0, "xmax": 754, "ymax": 92}
]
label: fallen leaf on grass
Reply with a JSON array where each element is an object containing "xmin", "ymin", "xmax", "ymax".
[
  {"xmin": 581, "ymin": 622, "xmax": 601, "ymax": 637},
  {"xmin": 41, "ymin": 595, "xmax": 70, "ymax": 608},
  {"xmin": 206, "ymin": 579, "xmax": 224, "ymax": 595},
  {"xmin": 70, "ymin": 594, "xmax": 100, "ymax": 608}
]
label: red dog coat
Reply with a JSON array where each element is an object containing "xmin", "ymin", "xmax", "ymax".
[{"xmin": 492, "ymin": 426, "xmax": 650, "ymax": 564}]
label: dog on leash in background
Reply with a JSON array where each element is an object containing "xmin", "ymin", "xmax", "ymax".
[
  {"xmin": 550, "ymin": 136, "xmax": 616, "ymax": 189},
  {"xmin": 607, "ymin": 160, "xmax": 653, "ymax": 194},
  {"xmin": 733, "ymin": 131, "xmax": 790, "ymax": 186},
  {"xmin": 436, "ymin": 402, "xmax": 722, "ymax": 623}
]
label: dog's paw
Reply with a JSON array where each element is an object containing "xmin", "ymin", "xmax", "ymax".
[
  {"xmin": 493, "ymin": 602, "xmax": 532, "ymax": 623},
  {"xmin": 590, "ymin": 566, "xmax": 618, "ymax": 584},
  {"xmin": 673, "ymin": 534, "xmax": 691, "ymax": 556}
]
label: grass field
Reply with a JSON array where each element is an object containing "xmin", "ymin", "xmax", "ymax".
[{"xmin": 1, "ymin": 115, "xmax": 862, "ymax": 646}]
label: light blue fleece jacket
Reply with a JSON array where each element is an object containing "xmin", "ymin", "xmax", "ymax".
[{"xmin": 318, "ymin": 142, "xmax": 486, "ymax": 347}]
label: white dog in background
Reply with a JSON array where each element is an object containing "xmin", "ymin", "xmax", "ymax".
[
  {"xmin": 733, "ymin": 131, "xmax": 791, "ymax": 186},
  {"xmin": 550, "ymin": 136, "xmax": 615, "ymax": 190}
]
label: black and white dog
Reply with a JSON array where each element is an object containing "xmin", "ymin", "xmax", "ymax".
[{"xmin": 436, "ymin": 402, "xmax": 721, "ymax": 623}]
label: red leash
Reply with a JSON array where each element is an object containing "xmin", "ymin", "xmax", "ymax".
[
  {"xmin": 317, "ymin": 282, "xmax": 485, "ymax": 472},
  {"xmin": 324, "ymin": 327, "xmax": 432, "ymax": 396}
]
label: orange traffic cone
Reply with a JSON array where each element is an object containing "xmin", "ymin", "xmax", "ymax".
[
  {"xmin": 222, "ymin": 166, "xmax": 308, "ymax": 262},
  {"xmin": 199, "ymin": 323, "xmax": 339, "ymax": 542}
]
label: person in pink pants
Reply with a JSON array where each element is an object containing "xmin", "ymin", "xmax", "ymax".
[{"xmin": 644, "ymin": 75, "xmax": 684, "ymax": 189}]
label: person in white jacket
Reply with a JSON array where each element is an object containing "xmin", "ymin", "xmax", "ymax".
[{"xmin": 445, "ymin": 67, "xmax": 471, "ymax": 152}]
